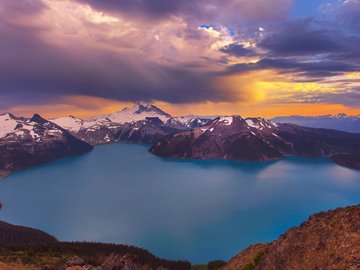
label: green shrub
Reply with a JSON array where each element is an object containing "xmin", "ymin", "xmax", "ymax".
[
  {"xmin": 241, "ymin": 262, "xmax": 254, "ymax": 270},
  {"xmin": 240, "ymin": 251, "xmax": 265, "ymax": 270},
  {"xmin": 192, "ymin": 265, "xmax": 207, "ymax": 270},
  {"xmin": 253, "ymin": 251, "xmax": 264, "ymax": 264}
]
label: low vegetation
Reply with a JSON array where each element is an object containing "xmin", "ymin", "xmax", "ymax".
[{"xmin": 0, "ymin": 220, "xmax": 191, "ymax": 270}]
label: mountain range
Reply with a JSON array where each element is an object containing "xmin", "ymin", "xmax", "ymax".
[
  {"xmin": 1, "ymin": 103, "xmax": 360, "ymax": 177},
  {"xmin": 150, "ymin": 115, "xmax": 360, "ymax": 164},
  {"xmin": 272, "ymin": 114, "xmax": 360, "ymax": 133},
  {"xmin": 51, "ymin": 103, "xmax": 214, "ymax": 145}
]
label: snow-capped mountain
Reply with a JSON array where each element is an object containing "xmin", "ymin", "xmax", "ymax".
[
  {"xmin": 0, "ymin": 113, "xmax": 93, "ymax": 177},
  {"xmin": 51, "ymin": 103, "xmax": 190, "ymax": 145},
  {"xmin": 272, "ymin": 114, "xmax": 360, "ymax": 133},
  {"xmin": 150, "ymin": 115, "xmax": 360, "ymax": 163},
  {"xmin": 51, "ymin": 115, "xmax": 121, "ymax": 145},
  {"xmin": 107, "ymin": 103, "xmax": 172, "ymax": 124}
]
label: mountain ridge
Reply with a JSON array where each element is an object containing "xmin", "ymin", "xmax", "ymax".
[
  {"xmin": 150, "ymin": 115, "xmax": 360, "ymax": 165},
  {"xmin": 50, "ymin": 103, "xmax": 215, "ymax": 145},
  {"xmin": 272, "ymin": 114, "xmax": 360, "ymax": 133}
]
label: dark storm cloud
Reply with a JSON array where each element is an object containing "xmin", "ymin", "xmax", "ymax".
[
  {"xmin": 0, "ymin": 0, "xmax": 235, "ymax": 108},
  {"xmin": 223, "ymin": 12, "xmax": 360, "ymax": 81},
  {"xmin": 259, "ymin": 19, "xmax": 343, "ymax": 56},
  {"xmin": 77, "ymin": 0, "xmax": 196, "ymax": 19},
  {"xmin": 0, "ymin": 0, "xmax": 359, "ymax": 111},
  {"xmin": 0, "ymin": 0, "xmax": 292, "ymax": 108},
  {"xmin": 77, "ymin": 0, "xmax": 292, "ymax": 27},
  {"xmin": 220, "ymin": 44, "xmax": 257, "ymax": 57},
  {"xmin": 335, "ymin": 0, "xmax": 360, "ymax": 32},
  {"xmin": 0, "ymin": 33, "xmax": 227, "ymax": 105},
  {"xmin": 227, "ymin": 58, "xmax": 359, "ymax": 78}
]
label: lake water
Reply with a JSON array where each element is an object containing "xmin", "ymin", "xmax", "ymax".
[{"xmin": 0, "ymin": 143, "xmax": 359, "ymax": 263}]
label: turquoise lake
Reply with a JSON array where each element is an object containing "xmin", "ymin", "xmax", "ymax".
[{"xmin": 0, "ymin": 143, "xmax": 359, "ymax": 263}]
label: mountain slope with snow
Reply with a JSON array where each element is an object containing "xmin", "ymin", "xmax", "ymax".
[
  {"xmin": 107, "ymin": 103, "xmax": 172, "ymax": 124},
  {"xmin": 0, "ymin": 114, "xmax": 93, "ymax": 177},
  {"xmin": 51, "ymin": 116, "xmax": 84, "ymax": 133},
  {"xmin": 0, "ymin": 113, "xmax": 21, "ymax": 138}
]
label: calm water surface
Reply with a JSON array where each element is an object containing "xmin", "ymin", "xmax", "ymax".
[{"xmin": 0, "ymin": 143, "xmax": 359, "ymax": 263}]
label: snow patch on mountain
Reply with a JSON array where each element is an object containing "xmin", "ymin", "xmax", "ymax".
[
  {"xmin": 0, "ymin": 113, "xmax": 19, "ymax": 138},
  {"xmin": 246, "ymin": 118, "xmax": 278, "ymax": 130},
  {"xmin": 107, "ymin": 103, "xmax": 171, "ymax": 124},
  {"xmin": 218, "ymin": 116, "xmax": 234, "ymax": 125},
  {"xmin": 51, "ymin": 116, "xmax": 84, "ymax": 133}
]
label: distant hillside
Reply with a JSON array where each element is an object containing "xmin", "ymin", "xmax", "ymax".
[
  {"xmin": 0, "ymin": 220, "xmax": 191, "ymax": 270},
  {"xmin": 0, "ymin": 221, "xmax": 57, "ymax": 246},
  {"xmin": 272, "ymin": 114, "xmax": 360, "ymax": 133},
  {"xmin": 221, "ymin": 204, "xmax": 360, "ymax": 270}
]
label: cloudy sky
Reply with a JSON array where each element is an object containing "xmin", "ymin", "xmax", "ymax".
[{"xmin": 1, "ymin": 0, "xmax": 359, "ymax": 118}]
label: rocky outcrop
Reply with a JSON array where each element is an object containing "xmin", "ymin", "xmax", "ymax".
[
  {"xmin": 221, "ymin": 204, "xmax": 360, "ymax": 270},
  {"xmin": 0, "ymin": 114, "xmax": 93, "ymax": 177},
  {"xmin": 150, "ymin": 116, "xmax": 360, "ymax": 164}
]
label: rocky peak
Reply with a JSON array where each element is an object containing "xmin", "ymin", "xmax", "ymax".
[
  {"xmin": 145, "ymin": 117, "xmax": 164, "ymax": 126},
  {"xmin": 30, "ymin": 114, "xmax": 48, "ymax": 125},
  {"xmin": 336, "ymin": 113, "xmax": 348, "ymax": 118},
  {"xmin": 122, "ymin": 103, "xmax": 171, "ymax": 118},
  {"xmin": 0, "ymin": 112, "xmax": 17, "ymax": 120}
]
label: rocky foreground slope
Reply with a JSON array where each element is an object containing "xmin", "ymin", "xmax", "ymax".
[
  {"xmin": 150, "ymin": 116, "xmax": 360, "ymax": 164},
  {"xmin": 221, "ymin": 204, "xmax": 360, "ymax": 270},
  {"xmin": 0, "ymin": 113, "xmax": 93, "ymax": 177}
]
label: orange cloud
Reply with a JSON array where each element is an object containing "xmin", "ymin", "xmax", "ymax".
[{"xmin": 8, "ymin": 95, "xmax": 360, "ymax": 120}]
